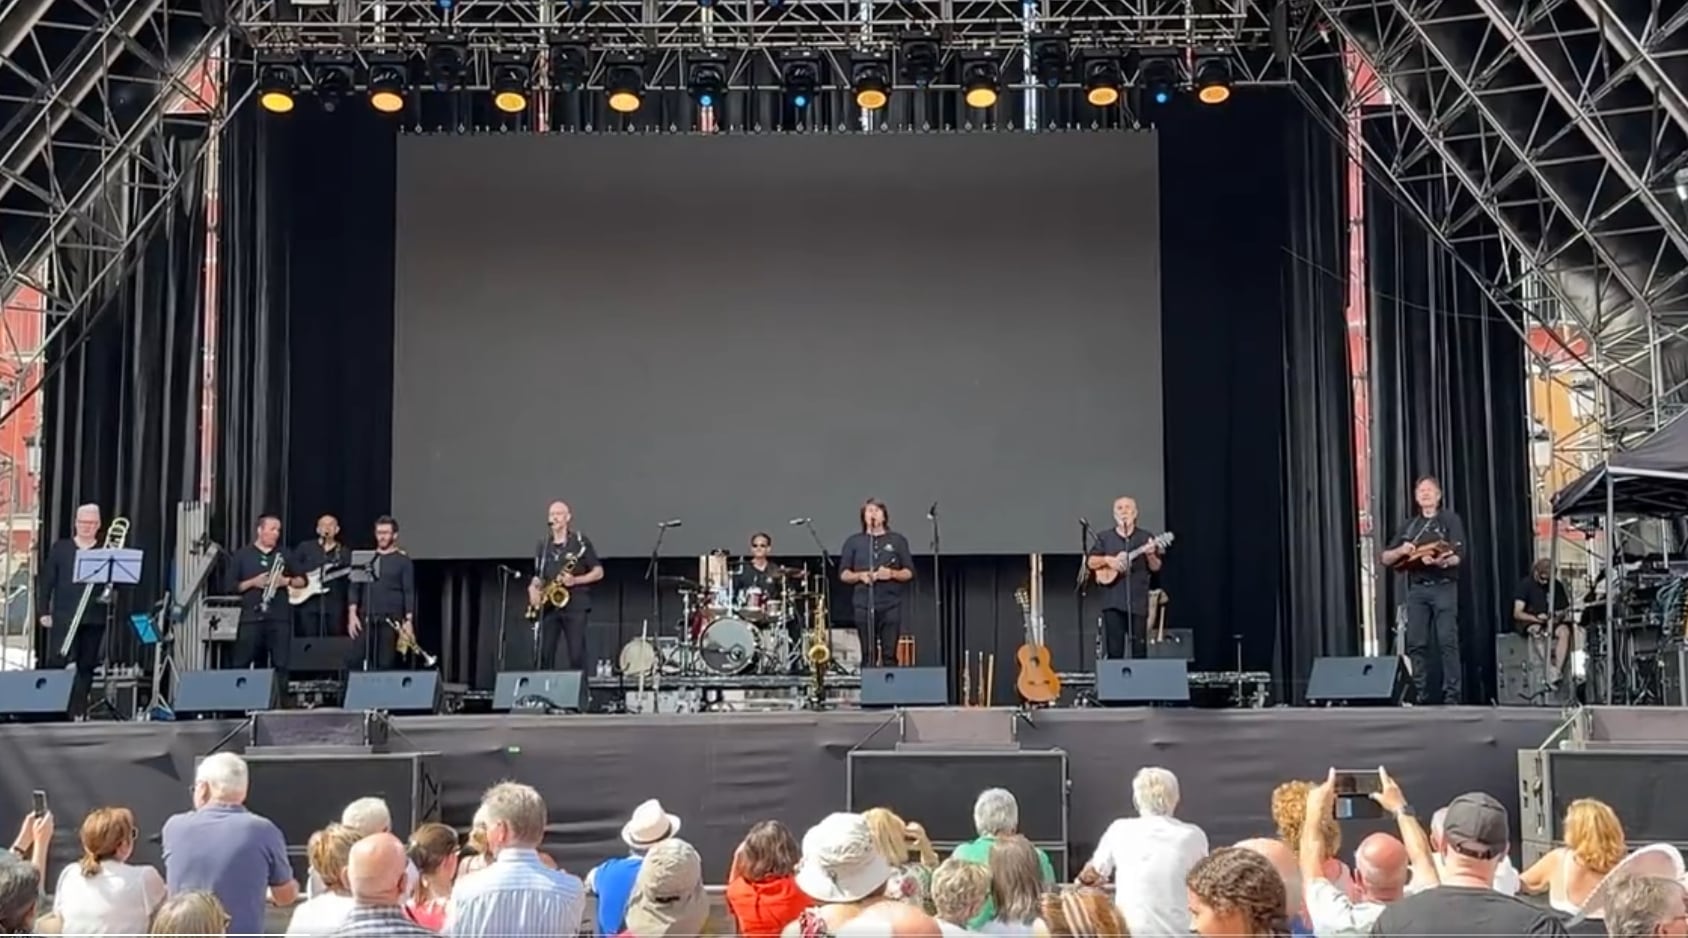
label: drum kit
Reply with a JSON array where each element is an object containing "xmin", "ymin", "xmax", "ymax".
[{"xmin": 619, "ymin": 551, "xmax": 825, "ymax": 679}]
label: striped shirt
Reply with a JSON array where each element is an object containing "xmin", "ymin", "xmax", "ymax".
[
  {"xmin": 327, "ymin": 902, "xmax": 436, "ymax": 938},
  {"xmin": 446, "ymin": 848, "xmax": 585, "ymax": 938}
]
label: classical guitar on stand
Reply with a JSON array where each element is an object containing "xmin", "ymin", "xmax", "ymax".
[
  {"xmin": 288, "ymin": 565, "xmax": 353, "ymax": 605},
  {"xmin": 1015, "ymin": 553, "xmax": 1061, "ymax": 704},
  {"xmin": 1092, "ymin": 532, "xmax": 1176, "ymax": 586}
]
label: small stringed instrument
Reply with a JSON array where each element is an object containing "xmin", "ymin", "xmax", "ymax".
[
  {"xmin": 1389, "ymin": 540, "xmax": 1453, "ymax": 571},
  {"xmin": 1014, "ymin": 554, "xmax": 1061, "ymax": 704},
  {"xmin": 1092, "ymin": 532, "xmax": 1175, "ymax": 586}
]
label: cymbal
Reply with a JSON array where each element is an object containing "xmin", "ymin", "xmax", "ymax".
[{"xmin": 657, "ymin": 576, "xmax": 702, "ymax": 591}]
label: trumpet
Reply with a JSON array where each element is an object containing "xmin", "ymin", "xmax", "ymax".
[
  {"xmin": 60, "ymin": 517, "xmax": 130, "ymax": 658},
  {"xmin": 257, "ymin": 550, "xmax": 287, "ymax": 614},
  {"xmin": 391, "ymin": 619, "xmax": 437, "ymax": 667}
]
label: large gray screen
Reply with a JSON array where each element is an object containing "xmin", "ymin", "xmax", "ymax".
[{"xmin": 392, "ymin": 133, "xmax": 1163, "ymax": 558}]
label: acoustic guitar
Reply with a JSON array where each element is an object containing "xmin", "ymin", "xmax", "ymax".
[
  {"xmin": 1389, "ymin": 540, "xmax": 1453, "ymax": 572},
  {"xmin": 1092, "ymin": 532, "xmax": 1175, "ymax": 586},
  {"xmin": 1014, "ymin": 555, "xmax": 1061, "ymax": 704}
]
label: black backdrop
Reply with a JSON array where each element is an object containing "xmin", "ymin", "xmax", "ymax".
[{"xmin": 206, "ymin": 71, "xmax": 1374, "ymax": 702}]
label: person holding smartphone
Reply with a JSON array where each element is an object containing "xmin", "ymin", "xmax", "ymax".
[
  {"xmin": 1299, "ymin": 768, "xmax": 1437, "ymax": 937},
  {"xmin": 8, "ymin": 794, "xmax": 53, "ymax": 893}
]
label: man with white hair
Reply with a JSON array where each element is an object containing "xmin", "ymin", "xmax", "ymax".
[
  {"xmin": 37, "ymin": 503, "xmax": 107, "ymax": 716},
  {"xmin": 1078, "ymin": 767, "xmax": 1208, "ymax": 938},
  {"xmin": 446, "ymin": 781, "xmax": 584, "ymax": 937},
  {"xmin": 951, "ymin": 788, "xmax": 1056, "ymax": 928},
  {"xmin": 308, "ymin": 798, "xmax": 419, "ymax": 899},
  {"xmin": 163, "ymin": 752, "xmax": 298, "ymax": 938},
  {"xmin": 0, "ymin": 852, "xmax": 39, "ymax": 936},
  {"xmin": 1409, "ymin": 805, "xmax": 1522, "ymax": 895},
  {"xmin": 1604, "ymin": 875, "xmax": 1688, "ymax": 938}
]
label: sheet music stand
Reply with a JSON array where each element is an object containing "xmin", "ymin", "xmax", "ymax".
[
  {"xmin": 73, "ymin": 547, "xmax": 143, "ymax": 720},
  {"xmin": 349, "ymin": 551, "xmax": 377, "ymax": 670}
]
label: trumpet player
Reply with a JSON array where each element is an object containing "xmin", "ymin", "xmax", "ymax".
[
  {"xmin": 228, "ymin": 515, "xmax": 306, "ymax": 690},
  {"xmin": 528, "ymin": 501, "xmax": 602, "ymax": 670},
  {"xmin": 37, "ymin": 503, "xmax": 105, "ymax": 717},
  {"xmin": 347, "ymin": 515, "xmax": 417, "ymax": 670}
]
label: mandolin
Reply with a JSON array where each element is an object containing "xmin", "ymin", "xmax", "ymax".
[
  {"xmin": 1092, "ymin": 532, "xmax": 1175, "ymax": 586},
  {"xmin": 1014, "ymin": 555, "xmax": 1062, "ymax": 704},
  {"xmin": 1389, "ymin": 540, "xmax": 1453, "ymax": 571}
]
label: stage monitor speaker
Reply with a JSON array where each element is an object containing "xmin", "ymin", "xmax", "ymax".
[
  {"xmin": 174, "ymin": 669, "xmax": 278, "ymax": 716},
  {"xmin": 1146, "ymin": 629, "xmax": 1195, "ymax": 661},
  {"xmin": 860, "ymin": 667, "xmax": 949, "ymax": 708},
  {"xmin": 492, "ymin": 671, "xmax": 586, "ymax": 713},
  {"xmin": 0, "ymin": 670, "xmax": 74, "ymax": 721},
  {"xmin": 1494, "ymin": 633, "xmax": 1547, "ymax": 706},
  {"xmin": 1305, "ymin": 656, "xmax": 1405, "ymax": 706},
  {"xmin": 290, "ymin": 636, "xmax": 356, "ymax": 673},
  {"xmin": 344, "ymin": 671, "xmax": 440, "ymax": 714},
  {"xmin": 1094, "ymin": 658, "xmax": 1190, "ymax": 705}
]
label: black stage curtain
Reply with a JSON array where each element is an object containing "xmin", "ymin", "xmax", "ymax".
[
  {"xmin": 35, "ymin": 121, "xmax": 210, "ymax": 666},
  {"xmin": 1363, "ymin": 117, "xmax": 1531, "ymax": 704}
]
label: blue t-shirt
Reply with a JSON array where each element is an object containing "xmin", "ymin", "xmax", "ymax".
[
  {"xmin": 162, "ymin": 804, "xmax": 292, "ymax": 937},
  {"xmin": 591, "ymin": 855, "xmax": 644, "ymax": 935}
]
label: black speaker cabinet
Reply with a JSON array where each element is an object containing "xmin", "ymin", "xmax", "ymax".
[
  {"xmin": 343, "ymin": 671, "xmax": 440, "ymax": 714},
  {"xmin": 0, "ymin": 670, "xmax": 74, "ymax": 721},
  {"xmin": 1306, "ymin": 656, "xmax": 1405, "ymax": 705},
  {"xmin": 860, "ymin": 667, "xmax": 949, "ymax": 708},
  {"xmin": 174, "ymin": 669, "xmax": 278, "ymax": 716},
  {"xmin": 492, "ymin": 671, "xmax": 586, "ymax": 712},
  {"xmin": 289, "ymin": 636, "xmax": 357, "ymax": 674},
  {"xmin": 1146, "ymin": 629, "xmax": 1195, "ymax": 661},
  {"xmin": 1094, "ymin": 658, "xmax": 1190, "ymax": 704}
]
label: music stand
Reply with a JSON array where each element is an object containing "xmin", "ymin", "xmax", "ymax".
[
  {"xmin": 349, "ymin": 551, "xmax": 377, "ymax": 671},
  {"xmin": 74, "ymin": 546, "xmax": 143, "ymax": 720}
]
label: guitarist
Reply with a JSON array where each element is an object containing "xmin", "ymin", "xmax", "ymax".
[
  {"xmin": 292, "ymin": 514, "xmax": 349, "ymax": 638},
  {"xmin": 1380, "ymin": 476, "xmax": 1467, "ymax": 704},
  {"xmin": 1086, "ymin": 497, "xmax": 1163, "ymax": 659}
]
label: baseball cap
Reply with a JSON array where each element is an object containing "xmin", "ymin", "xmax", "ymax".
[{"xmin": 1443, "ymin": 792, "xmax": 1509, "ymax": 859}]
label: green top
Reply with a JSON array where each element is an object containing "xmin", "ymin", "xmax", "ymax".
[{"xmin": 949, "ymin": 836, "xmax": 1058, "ymax": 929}]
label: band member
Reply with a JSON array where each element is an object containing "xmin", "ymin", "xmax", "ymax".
[
  {"xmin": 1085, "ymin": 496, "xmax": 1163, "ymax": 659},
  {"xmin": 347, "ymin": 515, "xmax": 417, "ymax": 670},
  {"xmin": 1381, "ymin": 476, "xmax": 1467, "ymax": 704},
  {"xmin": 227, "ymin": 515, "xmax": 305, "ymax": 689},
  {"xmin": 528, "ymin": 501, "xmax": 603, "ymax": 671},
  {"xmin": 37, "ymin": 504, "xmax": 105, "ymax": 717},
  {"xmin": 292, "ymin": 515, "xmax": 349, "ymax": 638},
  {"xmin": 733, "ymin": 533, "xmax": 783, "ymax": 596},
  {"xmin": 1513, "ymin": 558, "xmax": 1572, "ymax": 685},
  {"xmin": 839, "ymin": 499, "xmax": 914, "ymax": 667}
]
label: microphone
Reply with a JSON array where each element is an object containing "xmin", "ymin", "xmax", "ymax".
[
  {"xmin": 789, "ymin": 517, "xmax": 811, "ymax": 526},
  {"xmin": 657, "ymin": 519, "xmax": 683, "ymax": 528},
  {"xmin": 927, "ymin": 502, "xmax": 938, "ymax": 520},
  {"xmin": 1080, "ymin": 517, "xmax": 1090, "ymax": 529},
  {"xmin": 497, "ymin": 564, "xmax": 524, "ymax": 578}
]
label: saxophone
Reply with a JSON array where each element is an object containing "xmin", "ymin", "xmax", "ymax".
[
  {"xmin": 257, "ymin": 549, "xmax": 287, "ymax": 613},
  {"xmin": 59, "ymin": 517, "xmax": 130, "ymax": 657},
  {"xmin": 805, "ymin": 593, "xmax": 831, "ymax": 667},
  {"xmin": 524, "ymin": 539, "xmax": 579, "ymax": 620}
]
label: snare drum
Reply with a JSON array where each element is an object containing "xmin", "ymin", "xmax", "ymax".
[
  {"xmin": 738, "ymin": 587, "xmax": 769, "ymax": 623},
  {"xmin": 700, "ymin": 616, "xmax": 760, "ymax": 674}
]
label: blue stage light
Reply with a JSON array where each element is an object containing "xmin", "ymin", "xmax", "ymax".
[
  {"xmin": 793, "ymin": 93, "xmax": 809, "ymax": 108},
  {"xmin": 698, "ymin": 93, "xmax": 714, "ymax": 107},
  {"xmin": 1154, "ymin": 90, "xmax": 1169, "ymax": 104}
]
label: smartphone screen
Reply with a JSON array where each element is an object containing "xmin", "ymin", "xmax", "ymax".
[
  {"xmin": 29, "ymin": 790, "xmax": 46, "ymax": 816},
  {"xmin": 1332, "ymin": 770, "xmax": 1383, "ymax": 796}
]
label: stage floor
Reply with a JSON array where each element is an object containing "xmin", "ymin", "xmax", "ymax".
[{"xmin": 0, "ymin": 706, "xmax": 1565, "ymax": 878}]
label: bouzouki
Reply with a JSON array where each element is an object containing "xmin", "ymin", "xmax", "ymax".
[
  {"xmin": 288, "ymin": 565, "xmax": 354, "ymax": 606},
  {"xmin": 1388, "ymin": 540, "xmax": 1454, "ymax": 572},
  {"xmin": 1092, "ymin": 532, "xmax": 1175, "ymax": 586},
  {"xmin": 1015, "ymin": 554, "xmax": 1062, "ymax": 704}
]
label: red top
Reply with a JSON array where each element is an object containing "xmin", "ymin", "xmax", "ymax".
[
  {"xmin": 405, "ymin": 899, "xmax": 447, "ymax": 931},
  {"xmin": 726, "ymin": 872, "xmax": 811, "ymax": 938}
]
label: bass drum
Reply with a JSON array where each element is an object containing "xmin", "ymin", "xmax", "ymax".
[
  {"xmin": 700, "ymin": 617, "xmax": 760, "ymax": 674},
  {"xmin": 619, "ymin": 637, "xmax": 680, "ymax": 677}
]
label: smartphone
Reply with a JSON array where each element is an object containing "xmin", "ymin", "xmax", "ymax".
[
  {"xmin": 29, "ymin": 789, "xmax": 46, "ymax": 817},
  {"xmin": 1332, "ymin": 770, "xmax": 1384, "ymax": 820}
]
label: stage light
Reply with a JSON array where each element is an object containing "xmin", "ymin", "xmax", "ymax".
[
  {"xmin": 366, "ymin": 59, "xmax": 409, "ymax": 113},
  {"xmin": 491, "ymin": 55, "xmax": 533, "ymax": 113},
  {"xmin": 549, "ymin": 42, "xmax": 589, "ymax": 92},
  {"xmin": 850, "ymin": 58, "xmax": 890, "ymax": 110},
  {"xmin": 1082, "ymin": 57, "xmax": 1122, "ymax": 107},
  {"xmin": 961, "ymin": 57, "xmax": 999, "ymax": 109},
  {"xmin": 686, "ymin": 54, "xmax": 727, "ymax": 108},
  {"xmin": 1138, "ymin": 53, "xmax": 1178, "ymax": 105},
  {"xmin": 257, "ymin": 61, "xmax": 298, "ymax": 113},
  {"xmin": 425, "ymin": 35, "xmax": 467, "ymax": 91},
  {"xmin": 778, "ymin": 50, "xmax": 820, "ymax": 109},
  {"xmin": 310, "ymin": 57, "xmax": 354, "ymax": 111},
  {"xmin": 606, "ymin": 64, "xmax": 644, "ymax": 112},
  {"xmin": 899, "ymin": 34, "xmax": 940, "ymax": 89},
  {"xmin": 1029, "ymin": 34, "xmax": 1069, "ymax": 89},
  {"xmin": 1194, "ymin": 56, "xmax": 1232, "ymax": 104}
]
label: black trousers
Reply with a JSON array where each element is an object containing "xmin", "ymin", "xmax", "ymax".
[
  {"xmin": 352, "ymin": 616, "xmax": 399, "ymax": 671},
  {"xmin": 1404, "ymin": 580, "xmax": 1461, "ymax": 704},
  {"xmin": 294, "ymin": 597, "xmax": 344, "ymax": 638},
  {"xmin": 45, "ymin": 617, "xmax": 106, "ymax": 718},
  {"xmin": 538, "ymin": 605, "xmax": 588, "ymax": 671},
  {"xmin": 855, "ymin": 603, "xmax": 903, "ymax": 667},
  {"xmin": 232, "ymin": 615, "xmax": 292, "ymax": 690},
  {"xmin": 1101, "ymin": 609, "xmax": 1148, "ymax": 660}
]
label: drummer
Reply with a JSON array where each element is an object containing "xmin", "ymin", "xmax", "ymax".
[{"xmin": 733, "ymin": 533, "xmax": 783, "ymax": 600}]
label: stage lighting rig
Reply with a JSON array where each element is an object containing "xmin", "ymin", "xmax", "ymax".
[
  {"xmin": 605, "ymin": 56, "xmax": 646, "ymax": 112},
  {"xmin": 898, "ymin": 34, "xmax": 940, "ymax": 88},
  {"xmin": 1081, "ymin": 54, "xmax": 1123, "ymax": 107},
  {"xmin": 850, "ymin": 56, "xmax": 890, "ymax": 110},
  {"xmin": 960, "ymin": 53, "xmax": 1000, "ymax": 109},
  {"xmin": 424, "ymin": 35, "xmax": 468, "ymax": 90},
  {"xmin": 257, "ymin": 55, "xmax": 300, "ymax": 113},
  {"xmin": 366, "ymin": 55, "xmax": 411, "ymax": 113},
  {"xmin": 549, "ymin": 42, "xmax": 589, "ymax": 92},
  {"xmin": 1193, "ymin": 54, "xmax": 1232, "ymax": 103},
  {"xmin": 685, "ymin": 51, "xmax": 729, "ymax": 107},
  {"xmin": 490, "ymin": 53, "xmax": 533, "ymax": 112},
  {"xmin": 1029, "ymin": 34, "xmax": 1069, "ymax": 89},
  {"xmin": 1136, "ymin": 49, "xmax": 1179, "ymax": 104},
  {"xmin": 310, "ymin": 54, "xmax": 354, "ymax": 110},
  {"xmin": 778, "ymin": 49, "xmax": 819, "ymax": 109}
]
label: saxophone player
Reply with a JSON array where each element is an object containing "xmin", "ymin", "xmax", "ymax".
[
  {"xmin": 528, "ymin": 501, "xmax": 603, "ymax": 670},
  {"xmin": 37, "ymin": 503, "xmax": 104, "ymax": 717},
  {"xmin": 228, "ymin": 515, "xmax": 305, "ymax": 690},
  {"xmin": 347, "ymin": 515, "xmax": 417, "ymax": 670}
]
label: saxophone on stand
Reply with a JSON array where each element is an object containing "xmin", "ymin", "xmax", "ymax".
[
  {"xmin": 60, "ymin": 517, "xmax": 130, "ymax": 658},
  {"xmin": 805, "ymin": 582, "xmax": 833, "ymax": 707}
]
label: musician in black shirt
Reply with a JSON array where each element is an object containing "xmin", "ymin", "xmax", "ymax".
[
  {"xmin": 1381, "ymin": 476, "xmax": 1468, "ymax": 704},
  {"xmin": 347, "ymin": 515, "xmax": 416, "ymax": 670},
  {"xmin": 226, "ymin": 515, "xmax": 306, "ymax": 688},
  {"xmin": 732, "ymin": 533, "xmax": 784, "ymax": 598},
  {"xmin": 1513, "ymin": 558, "xmax": 1573, "ymax": 683},
  {"xmin": 839, "ymin": 499, "xmax": 915, "ymax": 667},
  {"xmin": 292, "ymin": 514, "xmax": 349, "ymax": 638},
  {"xmin": 1085, "ymin": 496, "xmax": 1163, "ymax": 659},
  {"xmin": 527, "ymin": 501, "xmax": 603, "ymax": 670},
  {"xmin": 37, "ymin": 503, "xmax": 106, "ymax": 717}
]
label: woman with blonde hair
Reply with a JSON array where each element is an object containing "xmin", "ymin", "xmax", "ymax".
[
  {"xmin": 929, "ymin": 858, "xmax": 991, "ymax": 937},
  {"xmin": 1270, "ymin": 781, "xmax": 1357, "ymax": 900},
  {"xmin": 283, "ymin": 824, "xmax": 361, "ymax": 936},
  {"xmin": 1520, "ymin": 797, "xmax": 1627, "ymax": 914},
  {"xmin": 979, "ymin": 835, "xmax": 1044, "ymax": 935},
  {"xmin": 51, "ymin": 807, "xmax": 166, "ymax": 937},
  {"xmin": 1036, "ymin": 887, "xmax": 1128, "ymax": 938},
  {"xmin": 149, "ymin": 891, "xmax": 229, "ymax": 937},
  {"xmin": 405, "ymin": 822, "xmax": 460, "ymax": 930},
  {"xmin": 1186, "ymin": 848, "xmax": 1289, "ymax": 938},
  {"xmin": 861, "ymin": 808, "xmax": 939, "ymax": 910}
]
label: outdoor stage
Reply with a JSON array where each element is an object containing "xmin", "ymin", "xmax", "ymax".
[{"xmin": 0, "ymin": 705, "xmax": 1563, "ymax": 878}]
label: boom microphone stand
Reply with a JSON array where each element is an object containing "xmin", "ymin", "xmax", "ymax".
[
  {"xmin": 645, "ymin": 521, "xmax": 680, "ymax": 650},
  {"xmin": 494, "ymin": 564, "xmax": 522, "ymax": 673},
  {"xmin": 928, "ymin": 503, "xmax": 941, "ymax": 659}
]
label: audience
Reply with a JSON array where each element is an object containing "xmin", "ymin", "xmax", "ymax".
[
  {"xmin": 952, "ymin": 791, "xmax": 1056, "ymax": 929},
  {"xmin": 1523, "ymin": 799, "xmax": 1628, "ymax": 915},
  {"xmin": 328, "ymin": 833, "xmax": 434, "ymax": 938},
  {"xmin": 728, "ymin": 821, "xmax": 808, "ymax": 938},
  {"xmin": 1035, "ymin": 888, "xmax": 1127, "ymax": 938},
  {"xmin": 1187, "ymin": 847, "xmax": 1290, "ymax": 938},
  {"xmin": 786, "ymin": 812, "xmax": 898, "ymax": 937},
  {"xmin": 929, "ymin": 858, "xmax": 991, "ymax": 938},
  {"xmin": 839, "ymin": 900, "xmax": 945, "ymax": 938},
  {"xmin": 620, "ymin": 839, "xmax": 707, "ymax": 938},
  {"xmin": 445, "ymin": 782, "xmax": 584, "ymax": 938},
  {"xmin": 148, "ymin": 891, "xmax": 229, "ymax": 937},
  {"xmin": 1298, "ymin": 768, "xmax": 1435, "ymax": 938},
  {"xmin": 285, "ymin": 824, "xmax": 362, "ymax": 936},
  {"xmin": 862, "ymin": 809, "xmax": 938, "ymax": 910},
  {"xmin": 51, "ymin": 806, "xmax": 167, "ymax": 937},
  {"xmin": 404, "ymin": 823, "xmax": 461, "ymax": 930},
  {"xmin": 7, "ymin": 812, "xmax": 50, "ymax": 904},
  {"xmin": 1410, "ymin": 806, "xmax": 1522, "ymax": 896},
  {"xmin": 1271, "ymin": 780, "xmax": 1355, "ymax": 902},
  {"xmin": 589, "ymin": 799, "xmax": 683, "ymax": 936},
  {"xmin": 1234, "ymin": 839, "xmax": 1305, "ymax": 936},
  {"xmin": 1079, "ymin": 767, "xmax": 1208, "ymax": 938},
  {"xmin": 980, "ymin": 835, "xmax": 1044, "ymax": 935},
  {"xmin": 1603, "ymin": 875, "xmax": 1688, "ymax": 938},
  {"xmin": 161, "ymin": 753, "xmax": 297, "ymax": 938},
  {"xmin": 0, "ymin": 851, "xmax": 39, "ymax": 937}
]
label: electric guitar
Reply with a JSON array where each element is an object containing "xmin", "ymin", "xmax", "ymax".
[
  {"xmin": 1092, "ymin": 532, "xmax": 1175, "ymax": 586},
  {"xmin": 288, "ymin": 565, "xmax": 353, "ymax": 605},
  {"xmin": 1014, "ymin": 555, "xmax": 1062, "ymax": 704}
]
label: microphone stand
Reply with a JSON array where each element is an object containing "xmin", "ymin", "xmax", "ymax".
[
  {"xmin": 645, "ymin": 524, "xmax": 671, "ymax": 653},
  {"xmin": 494, "ymin": 564, "xmax": 520, "ymax": 674},
  {"xmin": 928, "ymin": 505, "xmax": 941, "ymax": 662},
  {"xmin": 531, "ymin": 530, "xmax": 547, "ymax": 669},
  {"xmin": 1076, "ymin": 520, "xmax": 1092, "ymax": 667},
  {"xmin": 798, "ymin": 520, "xmax": 844, "ymax": 674}
]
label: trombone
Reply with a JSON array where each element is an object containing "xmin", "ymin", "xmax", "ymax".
[{"xmin": 60, "ymin": 517, "xmax": 130, "ymax": 658}]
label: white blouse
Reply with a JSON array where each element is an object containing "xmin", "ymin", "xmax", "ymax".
[{"xmin": 51, "ymin": 859, "xmax": 166, "ymax": 937}]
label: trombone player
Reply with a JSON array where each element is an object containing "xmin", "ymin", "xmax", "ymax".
[
  {"xmin": 527, "ymin": 501, "xmax": 603, "ymax": 670},
  {"xmin": 37, "ymin": 503, "xmax": 106, "ymax": 718},
  {"xmin": 347, "ymin": 515, "xmax": 418, "ymax": 670}
]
